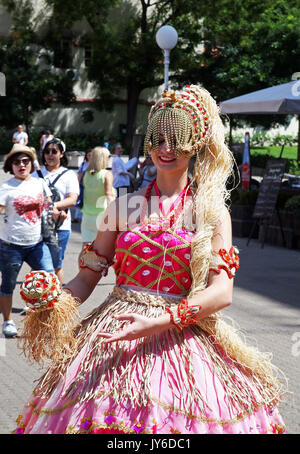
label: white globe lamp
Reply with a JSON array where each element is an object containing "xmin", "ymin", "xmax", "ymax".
[{"xmin": 156, "ymin": 25, "xmax": 178, "ymax": 90}]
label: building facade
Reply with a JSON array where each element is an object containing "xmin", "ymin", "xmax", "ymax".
[{"xmin": 0, "ymin": 0, "xmax": 155, "ymax": 141}]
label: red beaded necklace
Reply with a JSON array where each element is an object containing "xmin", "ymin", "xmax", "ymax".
[{"xmin": 140, "ymin": 178, "xmax": 191, "ymax": 230}]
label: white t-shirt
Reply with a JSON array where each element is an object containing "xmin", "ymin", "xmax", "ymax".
[
  {"xmin": 112, "ymin": 155, "xmax": 129, "ymax": 188},
  {"xmin": 13, "ymin": 131, "xmax": 28, "ymax": 145},
  {"xmin": 140, "ymin": 165, "xmax": 156, "ymax": 188},
  {"xmin": 0, "ymin": 177, "xmax": 51, "ymax": 246},
  {"xmin": 41, "ymin": 134, "xmax": 54, "ymax": 150},
  {"xmin": 33, "ymin": 166, "xmax": 79, "ymax": 231}
]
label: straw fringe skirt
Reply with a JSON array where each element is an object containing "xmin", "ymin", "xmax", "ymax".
[{"xmin": 15, "ymin": 286, "xmax": 286, "ymax": 434}]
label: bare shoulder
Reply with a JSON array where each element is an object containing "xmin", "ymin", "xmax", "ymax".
[
  {"xmin": 98, "ymin": 188, "xmax": 146, "ymax": 231},
  {"xmin": 117, "ymin": 187, "xmax": 147, "ymax": 207},
  {"xmin": 212, "ymin": 206, "xmax": 232, "ymax": 250},
  {"xmin": 128, "ymin": 187, "xmax": 147, "ymax": 201},
  {"xmin": 105, "ymin": 170, "xmax": 113, "ymax": 181},
  {"xmin": 221, "ymin": 206, "xmax": 232, "ymax": 224},
  {"xmin": 118, "ymin": 188, "xmax": 147, "ymax": 226}
]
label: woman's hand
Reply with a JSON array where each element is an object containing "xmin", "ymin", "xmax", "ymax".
[
  {"xmin": 98, "ymin": 313, "xmax": 171, "ymax": 344},
  {"xmin": 52, "ymin": 205, "xmax": 67, "ymax": 222}
]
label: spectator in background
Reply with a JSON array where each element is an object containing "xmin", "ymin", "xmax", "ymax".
[
  {"xmin": 111, "ymin": 143, "xmax": 137, "ymax": 197},
  {"xmin": 35, "ymin": 138, "xmax": 79, "ymax": 284},
  {"xmin": 78, "ymin": 149, "xmax": 92, "ymax": 184},
  {"xmin": 0, "ymin": 144, "xmax": 53, "ymax": 338},
  {"xmin": 72, "ymin": 149, "xmax": 92, "ymax": 223},
  {"xmin": 80, "ymin": 147, "xmax": 115, "ymax": 251},
  {"xmin": 40, "ymin": 129, "xmax": 54, "ymax": 152},
  {"xmin": 139, "ymin": 156, "xmax": 157, "ymax": 188},
  {"xmin": 103, "ymin": 137, "xmax": 114, "ymax": 152},
  {"xmin": 12, "ymin": 125, "xmax": 28, "ymax": 146}
]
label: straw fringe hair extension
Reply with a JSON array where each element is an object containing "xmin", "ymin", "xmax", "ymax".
[{"xmin": 145, "ymin": 84, "xmax": 287, "ymax": 400}]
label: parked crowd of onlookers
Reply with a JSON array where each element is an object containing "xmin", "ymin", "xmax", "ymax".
[{"xmin": 0, "ymin": 125, "xmax": 156, "ymax": 338}]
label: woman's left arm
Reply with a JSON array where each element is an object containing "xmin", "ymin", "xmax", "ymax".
[
  {"xmin": 52, "ymin": 193, "xmax": 78, "ymax": 221},
  {"xmin": 153, "ymin": 209, "xmax": 234, "ymax": 329},
  {"xmin": 54, "ymin": 193, "xmax": 78, "ymax": 211},
  {"xmin": 186, "ymin": 207, "xmax": 234, "ymax": 317},
  {"xmin": 99, "ymin": 207, "xmax": 234, "ymax": 343}
]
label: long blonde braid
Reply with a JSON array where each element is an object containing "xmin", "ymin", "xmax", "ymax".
[{"xmin": 144, "ymin": 84, "xmax": 285, "ymax": 405}]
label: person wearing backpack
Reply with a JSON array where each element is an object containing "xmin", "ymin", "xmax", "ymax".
[{"xmin": 35, "ymin": 138, "xmax": 80, "ymax": 284}]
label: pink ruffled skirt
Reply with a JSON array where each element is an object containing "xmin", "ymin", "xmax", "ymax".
[{"xmin": 15, "ymin": 287, "xmax": 286, "ymax": 434}]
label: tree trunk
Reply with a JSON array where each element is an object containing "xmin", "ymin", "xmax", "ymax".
[
  {"xmin": 297, "ymin": 115, "xmax": 300, "ymax": 161},
  {"xmin": 125, "ymin": 81, "xmax": 141, "ymax": 153},
  {"xmin": 22, "ymin": 104, "xmax": 30, "ymax": 136}
]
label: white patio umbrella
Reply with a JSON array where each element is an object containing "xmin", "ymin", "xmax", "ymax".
[
  {"xmin": 220, "ymin": 81, "xmax": 300, "ymax": 114},
  {"xmin": 220, "ymin": 80, "xmax": 300, "ymax": 159}
]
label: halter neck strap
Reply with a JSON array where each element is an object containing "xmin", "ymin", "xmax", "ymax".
[{"xmin": 153, "ymin": 180, "xmax": 189, "ymax": 216}]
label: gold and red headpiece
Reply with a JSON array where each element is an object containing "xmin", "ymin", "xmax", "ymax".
[{"xmin": 144, "ymin": 84, "xmax": 212, "ymax": 158}]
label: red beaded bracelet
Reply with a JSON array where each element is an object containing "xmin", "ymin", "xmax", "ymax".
[{"xmin": 166, "ymin": 298, "xmax": 201, "ymax": 331}]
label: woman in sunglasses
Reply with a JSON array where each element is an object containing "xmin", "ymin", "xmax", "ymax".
[
  {"xmin": 37, "ymin": 138, "xmax": 80, "ymax": 284},
  {"xmin": 16, "ymin": 86, "xmax": 286, "ymax": 434},
  {"xmin": 0, "ymin": 144, "xmax": 54, "ymax": 338}
]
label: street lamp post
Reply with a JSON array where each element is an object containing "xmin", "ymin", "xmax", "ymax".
[{"xmin": 156, "ymin": 25, "xmax": 178, "ymax": 91}]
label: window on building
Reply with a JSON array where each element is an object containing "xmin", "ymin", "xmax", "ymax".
[
  {"xmin": 84, "ymin": 46, "xmax": 93, "ymax": 67},
  {"xmin": 53, "ymin": 39, "xmax": 72, "ymax": 69}
]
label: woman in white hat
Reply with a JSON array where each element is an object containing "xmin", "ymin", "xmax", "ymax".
[{"xmin": 0, "ymin": 144, "xmax": 54, "ymax": 337}]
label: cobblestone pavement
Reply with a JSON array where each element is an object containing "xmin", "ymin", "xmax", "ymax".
[{"xmin": 0, "ymin": 165, "xmax": 299, "ymax": 434}]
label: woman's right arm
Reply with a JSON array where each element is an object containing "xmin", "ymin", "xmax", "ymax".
[
  {"xmin": 104, "ymin": 171, "xmax": 115, "ymax": 204},
  {"xmin": 64, "ymin": 199, "xmax": 119, "ymax": 302}
]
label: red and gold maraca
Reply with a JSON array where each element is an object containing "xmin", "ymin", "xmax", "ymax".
[
  {"xmin": 20, "ymin": 271, "xmax": 62, "ymax": 311},
  {"xmin": 19, "ymin": 270, "xmax": 80, "ymax": 366}
]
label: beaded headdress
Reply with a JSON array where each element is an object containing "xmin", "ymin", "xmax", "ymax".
[{"xmin": 144, "ymin": 84, "xmax": 211, "ymax": 158}]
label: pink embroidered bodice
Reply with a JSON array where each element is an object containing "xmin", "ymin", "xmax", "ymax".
[{"xmin": 114, "ymin": 225, "xmax": 194, "ymax": 296}]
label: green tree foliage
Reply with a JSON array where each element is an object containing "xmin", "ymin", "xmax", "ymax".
[
  {"xmin": 192, "ymin": 0, "xmax": 300, "ymax": 130},
  {"xmin": 45, "ymin": 0, "xmax": 300, "ymax": 144},
  {"xmin": 0, "ymin": 0, "xmax": 74, "ymax": 130},
  {"xmin": 42, "ymin": 0, "xmax": 206, "ymax": 148},
  {"xmin": 2, "ymin": 0, "xmax": 299, "ymax": 145}
]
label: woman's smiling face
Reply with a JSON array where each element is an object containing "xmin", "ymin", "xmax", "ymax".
[
  {"xmin": 44, "ymin": 143, "xmax": 63, "ymax": 169},
  {"xmin": 150, "ymin": 133, "xmax": 190, "ymax": 174},
  {"xmin": 12, "ymin": 153, "xmax": 32, "ymax": 180}
]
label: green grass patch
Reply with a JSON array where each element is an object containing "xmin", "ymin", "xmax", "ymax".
[
  {"xmin": 251, "ymin": 146, "xmax": 297, "ymax": 160},
  {"xmin": 250, "ymin": 146, "xmax": 300, "ymax": 175}
]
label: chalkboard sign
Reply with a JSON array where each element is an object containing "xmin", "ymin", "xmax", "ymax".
[{"xmin": 253, "ymin": 158, "xmax": 287, "ymax": 219}]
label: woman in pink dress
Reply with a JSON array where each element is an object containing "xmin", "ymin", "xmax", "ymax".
[{"xmin": 15, "ymin": 85, "xmax": 286, "ymax": 434}]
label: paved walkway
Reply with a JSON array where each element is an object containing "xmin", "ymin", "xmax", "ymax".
[{"xmin": 0, "ymin": 165, "xmax": 299, "ymax": 434}]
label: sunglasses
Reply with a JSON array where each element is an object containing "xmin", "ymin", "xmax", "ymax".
[
  {"xmin": 44, "ymin": 149, "xmax": 59, "ymax": 155},
  {"xmin": 12, "ymin": 157, "xmax": 31, "ymax": 166}
]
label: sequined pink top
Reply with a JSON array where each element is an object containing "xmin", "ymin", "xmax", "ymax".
[{"xmin": 114, "ymin": 224, "xmax": 195, "ymax": 296}]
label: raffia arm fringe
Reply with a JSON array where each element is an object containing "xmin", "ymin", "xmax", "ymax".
[
  {"xmin": 196, "ymin": 314, "xmax": 286, "ymax": 397},
  {"xmin": 32, "ymin": 286, "xmax": 287, "ymax": 421},
  {"xmin": 18, "ymin": 291, "xmax": 81, "ymax": 367}
]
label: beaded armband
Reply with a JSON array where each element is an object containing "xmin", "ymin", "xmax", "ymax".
[
  {"xmin": 165, "ymin": 299, "xmax": 201, "ymax": 331},
  {"xmin": 209, "ymin": 246, "xmax": 239, "ymax": 279},
  {"xmin": 79, "ymin": 242, "xmax": 113, "ymax": 276},
  {"xmin": 20, "ymin": 270, "xmax": 62, "ymax": 312}
]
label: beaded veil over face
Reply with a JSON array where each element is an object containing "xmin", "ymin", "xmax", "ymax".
[{"xmin": 144, "ymin": 85, "xmax": 211, "ymax": 158}]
